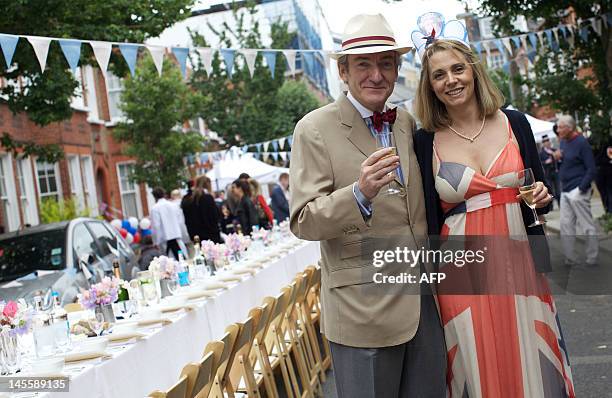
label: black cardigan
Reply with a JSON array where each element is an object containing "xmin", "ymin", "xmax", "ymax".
[{"xmin": 413, "ymin": 108, "xmax": 552, "ymax": 273}]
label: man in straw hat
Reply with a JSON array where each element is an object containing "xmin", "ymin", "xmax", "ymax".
[{"xmin": 290, "ymin": 13, "xmax": 445, "ymax": 397}]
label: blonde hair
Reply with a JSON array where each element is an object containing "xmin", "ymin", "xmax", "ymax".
[
  {"xmin": 247, "ymin": 178, "xmax": 261, "ymax": 198},
  {"xmin": 414, "ymin": 40, "xmax": 504, "ymax": 131}
]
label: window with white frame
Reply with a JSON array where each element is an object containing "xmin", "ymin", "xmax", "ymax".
[
  {"xmin": 16, "ymin": 158, "xmax": 39, "ymax": 226},
  {"xmin": 117, "ymin": 163, "xmax": 140, "ymax": 218},
  {"xmin": 36, "ymin": 160, "xmax": 60, "ymax": 201},
  {"xmin": 80, "ymin": 156, "xmax": 98, "ymax": 216},
  {"xmin": 106, "ymin": 73, "xmax": 124, "ymax": 120},
  {"xmin": 69, "ymin": 68, "xmax": 86, "ymax": 110},
  {"xmin": 488, "ymin": 53, "xmax": 505, "ymax": 70},
  {"xmin": 0, "ymin": 154, "xmax": 19, "ymax": 232},
  {"xmin": 67, "ymin": 155, "xmax": 84, "ymax": 210},
  {"xmin": 0, "ymin": 157, "xmax": 11, "ymax": 231}
]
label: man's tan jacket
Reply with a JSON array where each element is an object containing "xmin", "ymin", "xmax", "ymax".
[{"xmin": 290, "ymin": 93, "xmax": 428, "ymax": 348}]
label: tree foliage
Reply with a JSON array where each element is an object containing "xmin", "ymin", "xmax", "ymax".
[
  {"xmin": 0, "ymin": 0, "xmax": 194, "ymax": 126},
  {"xmin": 478, "ymin": 0, "xmax": 611, "ymax": 146},
  {"xmin": 112, "ymin": 55, "xmax": 205, "ymax": 192},
  {"xmin": 189, "ymin": 0, "xmax": 321, "ymax": 145}
]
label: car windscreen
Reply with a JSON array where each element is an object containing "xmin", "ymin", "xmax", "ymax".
[{"xmin": 0, "ymin": 229, "xmax": 66, "ymax": 282}]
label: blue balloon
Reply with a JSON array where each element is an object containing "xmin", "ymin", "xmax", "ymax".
[
  {"xmin": 127, "ymin": 226, "xmax": 136, "ymax": 235},
  {"xmin": 141, "ymin": 229, "xmax": 152, "ymax": 236},
  {"xmin": 121, "ymin": 220, "xmax": 130, "ymax": 229}
]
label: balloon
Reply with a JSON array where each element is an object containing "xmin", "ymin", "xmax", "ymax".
[
  {"xmin": 128, "ymin": 217, "xmax": 139, "ymax": 230},
  {"xmin": 110, "ymin": 219, "xmax": 122, "ymax": 230},
  {"xmin": 119, "ymin": 228, "xmax": 128, "ymax": 238},
  {"xmin": 125, "ymin": 232, "xmax": 134, "ymax": 244},
  {"xmin": 121, "ymin": 220, "xmax": 130, "ymax": 230},
  {"xmin": 126, "ymin": 226, "xmax": 136, "ymax": 236},
  {"xmin": 133, "ymin": 232, "xmax": 141, "ymax": 244},
  {"xmin": 139, "ymin": 217, "xmax": 151, "ymax": 230},
  {"xmin": 141, "ymin": 229, "xmax": 152, "ymax": 237}
]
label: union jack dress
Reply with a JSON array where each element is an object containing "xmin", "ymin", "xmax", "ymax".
[{"xmin": 433, "ymin": 115, "xmax": 575, "ymax": 398}]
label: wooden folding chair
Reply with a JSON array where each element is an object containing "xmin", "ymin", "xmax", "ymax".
[
  {"xmin": 193, "ymin": 341, "xmax": 224, "ymax": 398},
  {"xmin": 181, "ymin": 352, "xmax": 214, "ymax": 398},
  {"xmin": 148, "ymin": 374, "xmax": 189, "ymax": 398},
  {"xmin": 305, "ymin": 266, "xmax": 331, "ymax": 372},
  {"xmin": 208, "ymin": 324, "xmax": 240, "ymax": 398},
  {"xmin": 289, "ymin": 273, "xmax": 322, "ymax": 397},
  {"xmin": 299, "ymin": 267, "xmax": 326, "ymax": 382},
  {"xmin": 227, "ymin": 314, "xmax": 260, "ymax": 398},
  {"xmin": 263, "ymin": 286, "xmax": 302, "ymax": 398},
  {"xmin": 245, "ymin": 301, "xmax": 280, "ymax": 398}
]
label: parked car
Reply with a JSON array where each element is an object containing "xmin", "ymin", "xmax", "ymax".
[{"xmin": 0, "ymin": 218, "xmax": 139, "ymax": 306}]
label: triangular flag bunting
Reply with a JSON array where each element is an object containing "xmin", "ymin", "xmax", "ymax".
[
  {"xmin": 58, "ymin": 39, "xmax": 82, "ymax": 73},
  {"xmin": 544, "ymin": 30, "xmax": 556, "ymax": 51},
  {"xmin": 263, "ymin": 141, "xmax": 270, "ymax": 152},
  {"xmin": 0, "ymin": 34, "xmax": 19, "ymax": 67},
  {"xmin": 536, "ymin": 31, "xmax": 545, "ymax": 49},
  {"xmin": 146, "ymin": 45, "xmax": 165, "ymax": 76},
  {"xmin": 196, "ymin": 48, "xmax": 214, "ymax": 76},
  {"xmin": 502, "ymin": 38, "xmax": 513, "ymax": 55},
  {"xmin": 220, "ymin": 49, "xmax": 236, "ymax": 78},
  {"xmin": 287, "ymin": 135, "xmax": 293, "ymax": 147},
  {"xmin": 256, "ymin": 143, "xmax": 262, "ymax": 152},
  {"xmin": 279, "ymin": 152, "xmax": 287, "ymax": 161},
  {"xmin": 272, "ymin": 140, "xmax": 279, "ymax": 152},
  {"xmin": 494, "ymin": 39, "xmax": 506, "ymax": 59},
  {"xmin": 90, "ymin": 41, "xmax": 112, "ymax": 77},
  {"xmin": 278, "ymin": 137, "xmax": 286, "ymax": 150},
  {"xmin": 240, "ymin": 49, "xmax": 257, "ymax": 78},
  {"xmin": 528, "ymin": 33, "xmax": 538, "ymax": 50},
  {"xmin": 171, "ymin": 47, "xmax": 189, "ymax": 78},
  {"xmin": 520, "ymin": 35, "xmax": 528, "ymax": 52},
  {"xmin": 511, "ymin": 36, "xmax": 521, "ymax": 51},
  {"xmin": 26, "ymin": 36, "xmax": 51, "ymax": 72},
  {"xmin": 282, "ymin": 50, "xmax": 296, "ymax": 75},
  {"xmin": 262, "ymin": 50, "xmax": 277, "ymax": 78},
  {"xmin": 118, "ymin": 43, "xmax": 140, "ymax": 77}
]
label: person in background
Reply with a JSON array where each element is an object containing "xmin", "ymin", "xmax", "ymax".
[
  {"xmin": 271, "ymin": 172, "xmax": 290, "ymax": 223},
  {"xmin": 557, "ymin": 114, "xmax": 599, "ymax": 267},
  {"xmin": 594, "ymin": 138, "xmax": 612, "ymax": 214},
  {"xmin": 231, "ymin": 179, "xmax": 258, "ymax": 235},
  {"xmin": 138, "ymin": 234, "xmax": 163, "ymax": 270},
  {"xmin": 238, "ymin": 173, "xmax": 250, "ymax": 180},
  {"xmin": 214, "ymin": 190, "xmax": 225, "ymax": 207},
  {"xmin": 150, "ymin": 187, "xmax": 188, "ymax": 259},
  {"xmin": 170, "ymin": 189, "xmax": 182, "ymax": 203},
  {"xmin": 170, "ymin": 188, "xmax": 190, "ymax": 250},
  {"xmin": 248, "ymin": 178, "xmax": 274, "ymax": 229},
  {"xmin": 181, "ymin": 175, "xmax": 222, "ymax": 243},
  {"xmin": 219, "ymin": 203, "xmax": 237, "ymax": 235},
  {"xmin": 539, "ymin": 135, "xmax": 561, "ymax": 207}
]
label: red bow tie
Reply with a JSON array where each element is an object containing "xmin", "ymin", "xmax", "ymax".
[{"xmin": 370, "ymin": 108, "xmax": 397, "ymax": 133}]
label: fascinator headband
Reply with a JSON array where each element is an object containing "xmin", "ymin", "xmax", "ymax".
[{"xmin": 410, "ymin": 12, "xmax": 470, "ymax": 60}]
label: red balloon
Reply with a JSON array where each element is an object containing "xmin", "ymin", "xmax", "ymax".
[
  {"xmin": 133, "ymin": 232, "xmax": 141, "ymax": 244},
  {"xmin": 119, "ymin": 228, "xmax": 128, "ymax": 238}
]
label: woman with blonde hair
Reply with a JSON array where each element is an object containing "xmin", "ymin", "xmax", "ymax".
[
  {"xmin": 412, "ymin": 15, "xmax": 574, "ymax": 397},
  {"xmin": 181, "ymin": 175, "xmax": 222, "ymax": 243}
]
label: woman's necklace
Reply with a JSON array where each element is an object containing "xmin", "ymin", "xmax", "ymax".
[{"xmin": 447, "ymin": 116, "xmax": 486, "ymax": 143}]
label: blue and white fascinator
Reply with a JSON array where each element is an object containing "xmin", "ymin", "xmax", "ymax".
[{"xmin": 410, "ymin": 12, "xmax": 470, "ymax": 60}]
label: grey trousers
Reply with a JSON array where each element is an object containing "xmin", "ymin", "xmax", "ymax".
[
  {"xmin": 329, "ymin": 294, "xmax": 446, "ymax": 398},
  {"xmin": 560, "ymin": 189, "xmax": 599, "ymax": 265}
]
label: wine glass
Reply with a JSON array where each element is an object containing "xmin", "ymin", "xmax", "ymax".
[
  {"xmin": 166, "ymin": 276, "xmax": 179, "ymax": 296},
  {"xmin": 518, "ymin": 168, "xmax": 546, "ymax": 227},
  {"xmin": 374, "ymin": 131, "xmax": 400, "ymax": 195},
  {"xmin": 90, "ymin": 313, "xmax": 105, "ymax": 337}
]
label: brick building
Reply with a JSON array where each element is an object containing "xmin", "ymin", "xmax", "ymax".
[{"xmin": 0, "ymin": 66, "xmax": 152, "ymax": 233}]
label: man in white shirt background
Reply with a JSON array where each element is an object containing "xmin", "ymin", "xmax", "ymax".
[{"xmin": 150, "ymin": 187, "xmax": 188, "ymax": 259}]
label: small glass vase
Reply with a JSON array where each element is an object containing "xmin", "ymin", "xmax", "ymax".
[
  {"xmin": 95, "ymin": 304, "xmax": 116, "ymax": 324},
  {"xmin": 159, "ymin": 279, "xmax": 172, "ymax": 298},
  {"xmin": 0, "ymin": 326, "xmax": 21, "ymax": 375}
]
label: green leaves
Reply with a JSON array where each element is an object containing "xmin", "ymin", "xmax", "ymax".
[{"xmin": 112, "ymin": 55, "xmax": 204, "ymax": 192}]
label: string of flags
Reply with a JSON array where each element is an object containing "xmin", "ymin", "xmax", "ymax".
[
  {"xmin": 405, "ymin": 13, "xmax": 611, "ymax": 72},
  {"xmin": 0, "ymin": 32, "xmax": 331, "ymax": 80}
]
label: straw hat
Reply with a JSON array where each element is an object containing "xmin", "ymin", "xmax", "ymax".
[{"xmin": 331, "ymin": 14, "xmax": 412, "ymax": 60}]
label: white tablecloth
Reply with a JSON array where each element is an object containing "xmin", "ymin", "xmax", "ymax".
[{"xmin": 39, "ymin": 240, "xmax": 320, "ymax": 398}]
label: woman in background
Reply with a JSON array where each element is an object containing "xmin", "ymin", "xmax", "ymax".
[
  {"xmin": 181, "ymin": 175, "xmax": 222, "ymax": 243},
  {"xmin": 248, "ymin": 178, "xmax": 274, "ymax": 229},
  {"xmin": 231, "ymin": 179, "xmax": 258, "ymax": 235}
]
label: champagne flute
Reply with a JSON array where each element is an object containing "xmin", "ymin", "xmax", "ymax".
[
  {"xmin": 375, "ymin": 131, "xmax": 400, "ymax": 195},
  {"xmin": 517, "ymin": 168, "xmax": 546, "ymax": 227}
]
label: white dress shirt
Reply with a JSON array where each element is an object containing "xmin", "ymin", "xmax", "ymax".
[{"xmin": 150, "ymin": 198, "xmax": 185, "ymax": 246}]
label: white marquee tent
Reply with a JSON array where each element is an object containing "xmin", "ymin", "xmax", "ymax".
[
  {"xmin": 206, "ymin": 149, "xmax": 288, "ymax": 193},
  {"xmin": 507, "ymin": 105, "xmax": 555, "ymax": 143}
]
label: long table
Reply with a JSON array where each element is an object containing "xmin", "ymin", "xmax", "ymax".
[{"xmin": 35, "ymin": 240, "xmax": 320, "ymax": 398}]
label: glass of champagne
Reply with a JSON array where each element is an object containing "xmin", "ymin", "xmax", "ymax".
[
  {"xmin": 375, "ymin": 131, "xmax": 400, "ymax": 195},
  {"xmin": 518, "ymin": 168, "xmax": 545, "ymax": 227}
]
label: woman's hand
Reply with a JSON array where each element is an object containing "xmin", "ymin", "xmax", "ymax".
[{"xmin": 517, "ymin": 181, "xmax": 552, "ymax": 208}]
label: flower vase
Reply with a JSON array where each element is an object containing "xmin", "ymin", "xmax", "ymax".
[
  {"xmin": 0, "ymin": 327, "xmax": 21, "ymax": 375},
  {"xmin": 95, "ymin": 304, "xmax": 116, "ymax": 324},
  {"xmin": 159, "ymin": 279, "xmax": 172, "ymax": 298}
]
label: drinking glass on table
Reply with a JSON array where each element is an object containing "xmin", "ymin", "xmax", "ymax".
[
  {"xmin": 166, "ymin": 275, "xmax": 179, "ymax": 296},
  {"xmin": 517, "ymin": 168, "xmax": 546, "ymax": 228},
  {"xmin": 375, "ymin": 132, "xmax": 400, "ymax": 195},
  {"xmin": 89, "ymin": 312, "xmax": 105, "ymax": 337}
]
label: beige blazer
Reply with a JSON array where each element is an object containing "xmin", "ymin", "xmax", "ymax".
[{"xmin": 289, "ymin": 93, "xmax": 428, "ymax": 348}]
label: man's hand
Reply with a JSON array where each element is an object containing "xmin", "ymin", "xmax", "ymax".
[{"xmin": 358, "ymin": 148, "xmax": 400, "ymax": 201}]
